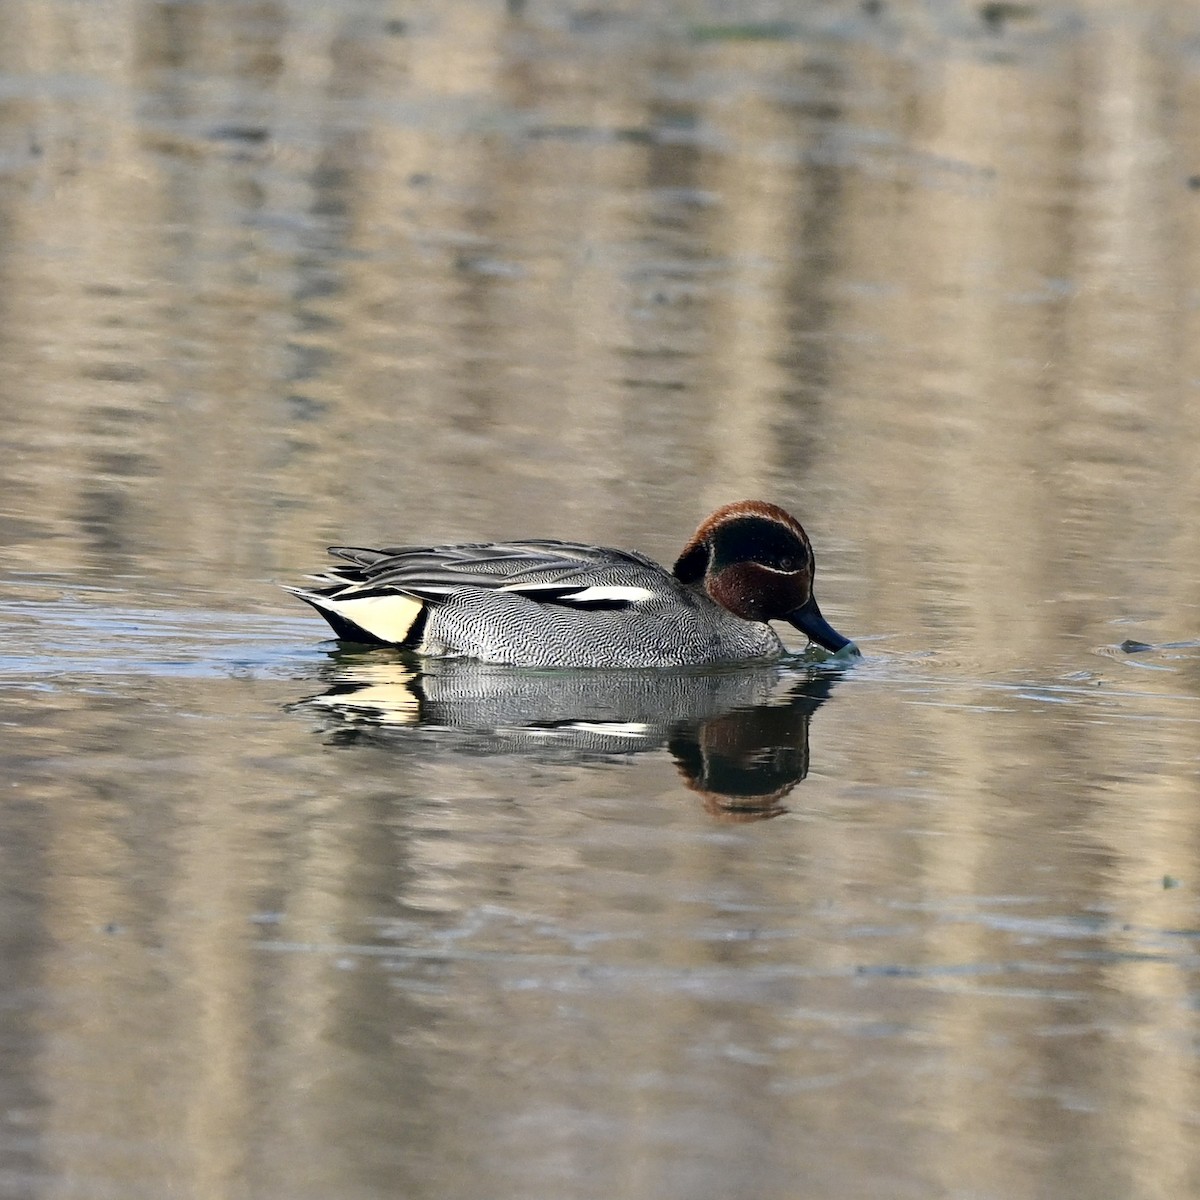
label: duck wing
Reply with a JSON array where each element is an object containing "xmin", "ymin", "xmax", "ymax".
[
  {"xmin": 286, "ymin": 539, "xmax": 670, "ymax": 647},
  {"xmin": 323, "ymin": 539, "xmax": 666, "ymax": 603}
]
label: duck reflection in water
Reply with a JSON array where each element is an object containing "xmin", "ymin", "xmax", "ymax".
[{"xmin": 297, "ymin": 652, "xmax": 848, "ymax": 821}]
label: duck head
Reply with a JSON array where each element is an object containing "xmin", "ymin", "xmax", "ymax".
[{"xmin": 673, "ymin": 500, "xmax": 859, "ymax": 656}]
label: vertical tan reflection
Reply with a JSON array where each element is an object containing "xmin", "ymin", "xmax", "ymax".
[
  {"xmin": 5, "ymin": 2, "xmax": 1200, "ymax": 1199},
  {"xmin": 700, "ymin": 43, "xmax": 797, "ymax": 501}
]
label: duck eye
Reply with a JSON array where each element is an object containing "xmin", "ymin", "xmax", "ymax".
[{"xmin": 777, "ymin": 555, "xmax": 800, "ymax": 572}]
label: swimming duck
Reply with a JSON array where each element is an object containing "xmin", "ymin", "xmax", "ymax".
[{"xmin": 286, "ymin": 499, "xmax": 858, "ymax": 668}]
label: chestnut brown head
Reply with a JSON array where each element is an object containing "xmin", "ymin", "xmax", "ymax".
[{"xmin": 673, "ymin": 500, "xmax": 858, "ymax": 655}]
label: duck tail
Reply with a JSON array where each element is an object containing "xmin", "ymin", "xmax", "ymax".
[{"xmin": 282, "ymin": 583, "xmax": 428, "ymax": 648}]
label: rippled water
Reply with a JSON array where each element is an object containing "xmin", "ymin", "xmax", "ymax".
[{"xmin": 2, "ymin": 2, "xmax": 1200, "ymax": 1198}]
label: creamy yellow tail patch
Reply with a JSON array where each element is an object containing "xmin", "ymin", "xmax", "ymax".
[{"xmin": 324, "ymin": 593, "xmax": 425, "ymax": 645}]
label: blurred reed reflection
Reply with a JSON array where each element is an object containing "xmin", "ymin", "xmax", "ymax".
[
  {"xmin": 1, "ymin": 1, "xmax": 1200, "ymax": 1199},
  {"xmin": 300, "ymin": 653, "xmax": 846, "ymax": 821},
  {"xmin": 0, "ymin": 0, "xmax": 1196, "ymax": 667}
]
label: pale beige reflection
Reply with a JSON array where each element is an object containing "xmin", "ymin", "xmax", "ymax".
[
  {"xmin": 0, "ymin": 1, "xmax": 1198, "ymax": 1198},
  {"xmin": 20, "ymin": 671, "xmax": 1200, "ymax": 1199}
]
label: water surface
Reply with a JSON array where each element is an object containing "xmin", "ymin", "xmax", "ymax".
[{"xmin": 2, "ymin": 2, "xmax": 1200, "ymax": 1198}]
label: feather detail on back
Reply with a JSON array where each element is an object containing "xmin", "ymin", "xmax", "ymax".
[
  {"xmin": 326, "ymin": 540, "xmax": 663, "ymax": 595},
  {"xmin": 285, "ymin": 539, "xmax": 667, "ymax": 646}
]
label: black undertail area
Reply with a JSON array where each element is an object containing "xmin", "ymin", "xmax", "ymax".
[
  {"xmin": 292, "ymin": 594, "xmax": 390, "ymax": 645},
  {"xmin": 293, "ymin": 590, "xmax": 430, "ymax": 648}
]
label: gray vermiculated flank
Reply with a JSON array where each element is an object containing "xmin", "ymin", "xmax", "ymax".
[{"xmin": 419, "ymin": 582, "xmax": 783, "ymax": 667}]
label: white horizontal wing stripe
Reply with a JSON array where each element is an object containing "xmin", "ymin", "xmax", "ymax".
[{"xmin": 557, "ymin": 585, "xmax": 655, "ymax": 604}]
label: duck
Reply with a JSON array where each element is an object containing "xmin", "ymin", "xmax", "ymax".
[{"xmin": 285, "ymin": 499, "xmax": 859, "ymax": 668}]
